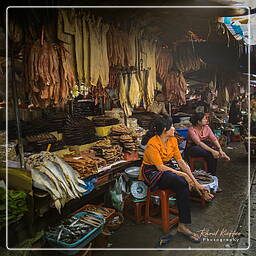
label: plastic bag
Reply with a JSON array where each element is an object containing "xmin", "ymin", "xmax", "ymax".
[{"xmin": 110, "ymin": 176, "xmax": 126, "ymax": 211}]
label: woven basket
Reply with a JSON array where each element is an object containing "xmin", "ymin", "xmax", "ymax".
[{"xmin": 105, "ymin": 212, "xmax": 124, "ymax": 231}]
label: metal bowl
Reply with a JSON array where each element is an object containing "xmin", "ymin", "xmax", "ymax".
[{"xmin": 124, "ymin": 166, "xmax": 140, "ymax": 178}]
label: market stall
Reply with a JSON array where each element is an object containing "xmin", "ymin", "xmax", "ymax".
[{"xmin": 0, "ymin": 3, "xmax": 251, "ymax": 252}]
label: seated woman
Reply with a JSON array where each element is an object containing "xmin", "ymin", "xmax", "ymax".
[
  {"xmin": 139, "ymin": 116, "xmax": 213, "ymax": 243},
  {"xmin": 186, "ymin": 112, "xmax": 230, "ymax": 181}
]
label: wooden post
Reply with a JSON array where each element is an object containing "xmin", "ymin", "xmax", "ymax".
[{"xmin": 10, "ymin": 51, "xmax": 25, "ymax": 168}]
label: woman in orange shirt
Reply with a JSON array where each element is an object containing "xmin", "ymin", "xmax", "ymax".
[{"xmin": 140, "ymin": 116, "xmax": 213, "ymax": 243}]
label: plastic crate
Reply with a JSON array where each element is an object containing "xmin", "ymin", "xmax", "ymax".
[
  {"xmin": 45, "ymin": 212, "xmax": 104, "ymax": 255},
  {"xmin": 176, "ymin": 128, "xmax": 188, "ymax": 139},
  {"xmin": 72, "ymin": 204, "xmax": 116, "ymax": 221}
]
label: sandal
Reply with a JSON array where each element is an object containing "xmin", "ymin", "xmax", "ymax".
[
  {"xmin": 177, "ymin": 231, "xmax": 201, "ymax": 243},
  {"xmin": 154, "ymin": 234, "xmax": 172, "ymax": 248}
]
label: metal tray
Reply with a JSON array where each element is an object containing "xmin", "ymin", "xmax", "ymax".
[{"xmin": 124, "ymin": 166, "xmax": 140, "ymax": 178}]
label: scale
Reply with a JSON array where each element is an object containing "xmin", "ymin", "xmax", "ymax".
[{"xmin": 124, "ymin": 167, "xmax": 148, "ymax": 200}]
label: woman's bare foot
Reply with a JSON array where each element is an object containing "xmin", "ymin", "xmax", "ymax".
[
  {"xmin": 177, "ymin": 223, "xmax": 200, "ymax": 242},
  {"xmin": 202, "ymin": 190, "xmax": 214, "ymax": 201}
]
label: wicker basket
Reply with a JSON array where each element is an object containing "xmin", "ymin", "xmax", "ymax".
[{"xmin": 105, "ymin": 212, "xmax": 124, "ymax": 231}]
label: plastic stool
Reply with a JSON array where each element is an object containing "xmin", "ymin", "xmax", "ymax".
[
  {"xmin": 145, "ymin": 189, "xmax": 179, "ymax": 233},
  {"xmin": 124, "ymin": 197, "xmax": 146, "ymax": 224},
  {"xmin": 189, "ymin": 157, "xmax": 208, "ymax": 172}
]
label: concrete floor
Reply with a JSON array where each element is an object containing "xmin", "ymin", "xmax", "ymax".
[{"xmin": 95, "ymin": 142, "xmax": 252, "ymax": 256}]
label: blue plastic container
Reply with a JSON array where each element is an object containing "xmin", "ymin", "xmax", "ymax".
[
  {"xmin": 176, "ymin": 128, "xmax": 189, "ymax": 139},
  {"xmin": 232, "ymin": 125, "xmax": 240, "ymax": 135},
  {"xmin": 46, "ymin": 212, "xmax": 105, "ymax": 255},
  {"xmin": 213, "ymin": 129, "xmax": 222, "ymax": 137}
]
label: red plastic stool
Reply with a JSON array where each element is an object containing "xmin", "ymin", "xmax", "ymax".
[
  {"xmin": 189, "ymin": 157, "xmax": 208, "ymax": 172},
  {"xmin": 124, "ymin": 197, "xmax": 146, "ymax": 224},
  {"xmin": 145, "ymin": 189, "xmax": 179, "ymax": 233}
]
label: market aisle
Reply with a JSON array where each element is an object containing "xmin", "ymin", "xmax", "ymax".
[{"xmin": 98, "ymin": 141, "xmax": 251, "ymax": 255}]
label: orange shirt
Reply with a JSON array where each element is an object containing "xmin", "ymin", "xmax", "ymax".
[{"xmin": 139, "ymin": 135, "xmax": 182, "ymax": 180}]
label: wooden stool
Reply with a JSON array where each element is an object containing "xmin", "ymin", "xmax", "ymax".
[
  {"xmin": 145, "ymin": 189, "xmax": 179, "ymax": 233},
  {"xmin": 189, "ymin": 157, "xmax": 208, "ymax": 172},
  {"xmin": 124, "ymin": 197, "xmax": 146, "ymax": 224}
]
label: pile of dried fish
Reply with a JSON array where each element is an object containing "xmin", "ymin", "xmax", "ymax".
[
  {"xmin": 109, "ymin": 125, "xmax": 139, "ymax": 152},
  {"xmin": 24, "ymin": 133, "xmax": 65, "ymax": 153},
  {"xmin": 62, "ymin": 115, "xmax": 96, "ymax": 146},
  {"xmin": 26, "ymin": 133, "xmax": 56, "ymax": 143},
  {"xmin": 6, "ymin": 120, "xmax": 49, "ymax": 140},
  {"xmin": 192, "ymin": 171, "xmax": 213, "ymax": 185},
  {"xmin": 132, "ymin": 112, "xmax": 160, "ymax": 130},
  {"xmin": 73, "ymin": 101, "xmax": 101, "ymax": 117},
  {"xmin": 23, "ymin": 40, "xmax": 76, "ymax": 108},
  {"xmin": 26, "ymin": 152, "xmax": 87, "ymax": 213},
  {"xmin": 120, "ymin": 134, "xmax": 139, "ymax": 152},
  {"xmin": 81, "ymin": 205, "xmax": 115, "ymax": 219},
  {"xmin": 44, "ymin": 112, "xmax": 69, "ymax": 133},
  {"xmin": 92, "ymin": 139, "xmax": 123, "ymax": 164},
  {"xmin": 46, "ymin": 213, "xmax": 104, "ymax": 245},
  {"xmin": 0, "ymin": 142, "xmax": 17, "ymax": 167},
  {"xmin": 63, "ymin": 152, "xmax": 106, "ymax": 179},
  {"xmin": 109, "ymin": 125, "xmax": 130, "ymax": 144},
  {"xmin": 92, "ymin": 116, "xmax": 119, "ymax": 127}
]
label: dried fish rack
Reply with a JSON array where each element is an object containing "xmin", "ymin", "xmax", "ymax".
[{"xmin": 46, "ymin": 212, "xmax": 105, "ymax": 254}]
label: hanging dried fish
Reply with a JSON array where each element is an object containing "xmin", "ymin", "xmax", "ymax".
[{"xmin": 23, "ymin": 39, "xmax": 76, "ymax": 108}]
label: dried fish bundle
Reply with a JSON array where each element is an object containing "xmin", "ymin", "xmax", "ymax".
[
  {"xmin": 26, "ymin": 151, "xmax": 88, "ymax": 213},
  {"xmin": 109, "ymin": 125, "xmax": 139, "ymax": 153},
  {"xmin": 45, "ymin": 213, "xmax": 104, "ymax": 245},
  {"xmin": 81, "ymin": 205, "xmax": 115, "ymax": 220},
  {"xmin": 44, "ymin": 112, "xmax": 69, "ymax": 132},
  {"xmin": 73, "ymin": 101, "xmax": 101, "ymax": 117},
  {"xmin": 23, "ymin": 40, "xmax": 76, "ymax": 108},
  {"xmin": 0, "ymin": 143, "xmax": 17, "ymax": 167},
  {"xmin": 62, "ymin": 116, "xmax": 96, "ymax": 146},
  {"xmin": 120, "ymin": 134, "xmax": 139, "ymax": 153},
  {"xmin": 24, "ymin": 132, "xmax": 65, "ymax": 153},
  {"xmin": 63, "ymin": 153, "xmax": 106, "ymax": 179},
  {"xmin": 92, "ymin": 140, "xmax": 123, "ymax": 164},
  {"xmin": 132, "ymin": 112, "xmax": 159, "ymax": 130},
  {"xmin": 109, "ymin": 125, "xmax": 130, "ymax": 145},
  {"xmin": 173, "ymin": 42, "xmax": 205, "ymax": 73},
  {"xmin": 93, "ymin": 139, "xmax": 112, "ymax": 149},
  {"xmin": 192, "ymin": 170, "xmax": 213, "ymax": 185},
  {"xmin": 26, "ymin": 133, "xmax": 57, "ymax": 143},
  {"xmin": 92, "ymin": 116, "xmax": 119, "ymax": 127}
]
